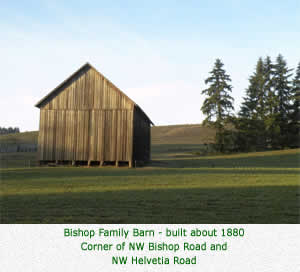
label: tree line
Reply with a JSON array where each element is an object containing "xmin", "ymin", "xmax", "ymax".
[
  {"xmin": 201, "ymin": 55, "xmax": 300, "ymax": 153},
  {"xmin": 0, "ymin": 127, "xmax": 20, "ymax": 135}
]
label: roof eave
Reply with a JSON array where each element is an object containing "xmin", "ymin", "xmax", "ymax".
[{"xmin": 35, "ymin": 62, "xmax": 92, "ymax": 108}]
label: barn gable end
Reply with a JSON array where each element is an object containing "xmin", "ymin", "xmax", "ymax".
[
  {"xmin": 36, "ymin": 63, "xmax": 134, "ymax": 110},
  {"xmin": 35, "ymin": 63, "xmax": 153, "ymax": 166}
]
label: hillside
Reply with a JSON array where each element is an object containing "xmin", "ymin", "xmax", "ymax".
[
  {"xmin": 0, "ymin": 124, "xmax": 215, "ymax": 146},
  {"xmin": 0, "ymin": 131, "xmax": 38, "ymax": 145},
  {"xmin": 151, "ymin": 124, "xmax": 215, "ymax": 144}
]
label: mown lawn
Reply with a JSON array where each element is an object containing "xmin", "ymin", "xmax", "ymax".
[{"xmin": 1, "ymin": 148, "xmax": 299, "ymax": 223}]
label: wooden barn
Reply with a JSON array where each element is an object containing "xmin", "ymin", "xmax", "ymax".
[{"xmin": 35, "ymin": 63, "xmax": 153, "ymax": 167}]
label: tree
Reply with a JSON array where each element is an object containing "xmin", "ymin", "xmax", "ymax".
[
  {"xmin": 288, "ymin": 62, "xmax": 300, "ymax": 147},
  {"xmin": 0, "ymin": 126, "xmax": 20, "ymax": 135},
  {"xmin": 273, "ymin": 54, "xmax": 293, "ymax": 148},
  {"xmin": 239, "ymin": 58, "xmax": 265, "ymax": 119},
  {"xmin": 263, "ymin": 56, "xmax": 280, "ymax": 149},
  {"xmin": 201, "ymin": 59, "xmax": 234, "ymax": 152},
  {"xmin": 238, "ymin": 58, "xmax": 268, "ymax": 150}
]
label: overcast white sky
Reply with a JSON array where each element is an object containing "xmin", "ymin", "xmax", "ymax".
[{"xmin": 1, "ymin": 1, "xmax": 299, "ymax": 131}]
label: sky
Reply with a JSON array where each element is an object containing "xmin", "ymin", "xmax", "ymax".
[{"xmin": 1, "ymin": 0, "xmax": 299, "ymax": 131}]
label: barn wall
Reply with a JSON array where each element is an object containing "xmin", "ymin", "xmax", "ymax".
[
  {"xmin": 41, "ymin": 67, "xmax": 133, "ymax": 110},
  {"xmin": 38, "ymin": 109, "xmax": 133, "ymax": 162},
  {"xmin": 132, "ymin": 107, "xmax": 151, "ymax": 162}
]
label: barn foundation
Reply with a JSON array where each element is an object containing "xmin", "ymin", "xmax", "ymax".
[{"xmin": 39, "ymin": 160, "xmax": 134, "ymax": 167}]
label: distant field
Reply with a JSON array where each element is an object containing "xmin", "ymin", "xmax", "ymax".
[
  {"xmin": 152, "ymin": 147, "xmax": 300, "ymax": 168},
  {"xmin": 151, "ymin": 124, "xmax": 215, "ymax": 144},
  {"xmin": 0, "ymin": 152, "xmax": 37, "ymax": 168},
  {"xmin": 0, "ymin": 131, "xmax": 38, "ymax": 145}
]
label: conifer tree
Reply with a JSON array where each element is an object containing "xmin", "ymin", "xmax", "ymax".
[
  {"xmin": 238, "ymin": 58, "xmax": 267, "ymax": 150},
  {"xmin": 263, "ymin": 56, "xmax": 280, "ymax": 148},
  {"xmin": 288, "ymin": 62, "xmax": 300, "ymax": 147},
  {"xmin": 201, "ymin": 59, "xmax": 234, "ymax": 152},
  {"xmin": 273, "ymin": 54, "xmax": 293, "ymax": 148}
]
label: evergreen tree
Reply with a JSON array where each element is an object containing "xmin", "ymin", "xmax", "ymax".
[
  {"xmin": 273, "ymin": 54, "xmax": 293, "ymax": 148},
  {"xmin": 263, "ymin": 56, "xmax": 280, "ymax": 148},
  {"xmin": 288, "ymin": 62, "xmax": 300, "ymax": 147},
  {"xmin": 201, "ymin": 59, "xmax": 234, "ymax": 152},
  {"xmin": 238, "ymin": 58, "xmax": 267, "ymax": 150},
  {"xmin": 239, "ymin": 59, "xmax": 263, "ymax": 119}
]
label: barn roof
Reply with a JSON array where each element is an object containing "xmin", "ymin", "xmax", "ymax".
[{"xmin": 35, "ymin": 62, "xmax": 154, "ymax": 125}]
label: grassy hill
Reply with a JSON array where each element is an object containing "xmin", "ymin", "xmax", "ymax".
[
  {"xmin": 151, "ymin": 124, "xmax": 215, "ymax": 144},
  {"xmin": 0, "ymin": 131, "xmax": 38, "ymax": 145},
  {"xmin": 0, "ymin": 124, "xmax": 215, "ymax": 146}
]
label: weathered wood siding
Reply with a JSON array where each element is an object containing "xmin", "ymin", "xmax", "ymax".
[
  {"xmin": 38, "ymin": 109, "xmax": 133, "ymax": 161},
  {"xmin": 40, "ymin": 67, "xmax": 133, "ymax": 110}
]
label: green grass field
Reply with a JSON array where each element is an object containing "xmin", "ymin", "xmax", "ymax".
[{"xmin": 0, "ymin": 127, "xmax": 299, "ymax": 223}]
